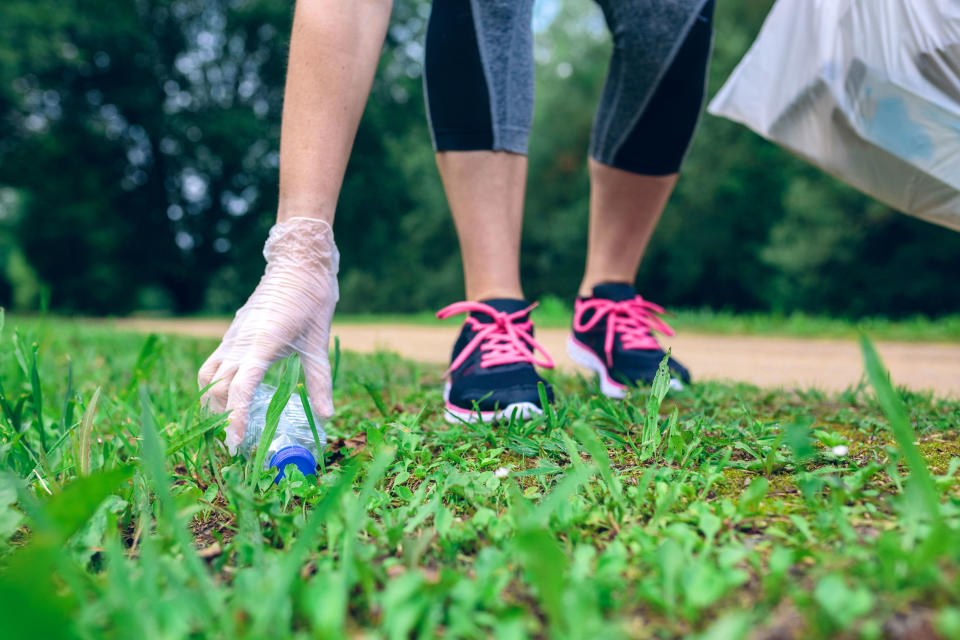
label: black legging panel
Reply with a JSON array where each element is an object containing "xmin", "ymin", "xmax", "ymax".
[{"xmin": 424, "ymin": 0, "xmax": 714, "ymax": 175}]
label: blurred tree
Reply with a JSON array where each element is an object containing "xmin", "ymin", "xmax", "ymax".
[
  {"xmin": 0, "ymin": 0, "xmax": 294, "ymax": 312},
  {"xmin": 0, "ymin": 0, "xmax": 958, "ymax": 318}
]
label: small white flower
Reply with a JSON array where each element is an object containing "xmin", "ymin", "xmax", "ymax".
[
  {"xmin": 831, "ymin": 445, "xmax": 849, "ymax": 457},
  {"xmin": 493, "ymin": 466, "xmax": 512, "ymax": 479}
]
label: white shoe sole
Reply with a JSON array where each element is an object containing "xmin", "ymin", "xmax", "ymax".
[
  {"xmin": 441, "ymin": 381, "xmax": 544, "ymax": 424},
  {"xmin": 566, "ymin": 335, "xmax": 684, "ymax": 398}
]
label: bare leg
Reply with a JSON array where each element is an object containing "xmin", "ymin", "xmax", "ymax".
[
  {"xmin": 581, "ymin": 0, "xmax": 714, "ymax": 297},
  {"xmin": 578, "ymin": 158, "xmax": 678, "ymax": 297},
  {"xmin": 436, "ymin": 151, "xmax": 528, "ymax": 301},
  {"xmin": 276, "ymin": 0, "xmax": 393, "ymax": 224}
]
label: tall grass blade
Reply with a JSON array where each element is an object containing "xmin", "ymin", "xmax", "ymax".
[
  {"xmin": 29, "ymin": 343, "xmax": 44, "ymax": 451},
  {"xmin": 0, "ymin": 377, "xmax": 18, "ymax": 433},
  {"xmin": 126, "ymin": 334, "xmax": 163, "ymax": 394},
  {"xmin": 331, "ymin": 335, "xmax": 341, "ymax": 388},
  {"xmin": 510, "ymin": 470, "xmax": 591, "ymax": 635},
  {"xmin": 573, "ymin": 421, "xmax": 624, "ymax": 509},
  {"xmin": 531, "ymin": 465, "xmax": 592, "ymax": 525},
  {"xmin": 362, "ymin": 381, "xmax": 391, "ymax": 418},
  {"xmin": 137, "ymin": 387, "xmax": 219, "ymax": 618},
  {"xmin": 250, "ymin": 355, "xmax": 300, "ymax": 489},
  {"xmin": 137, "ymin": 385, "xmax": 179, "ymax": 520},
  {"xmin": 297, "ymin": 382, "xmax": 325, "ymax": 474},
  {"xmin": 165, "ymin": 412, "xmax": 228, "ymax": 455},
  {"xmin": 514, "ymin": 527, "xmax": 568, "ymax": 634},
  {"xmin": 78, "ymin": 387, "xmax": 101, "ymax": 476},
  {"xmin": 17, "ymin": 466, "xmax": 132, "ymax": 547},
  {"xmin": 642, "ymin": 352, "xmax": 672, "ymax": 456},
  {"xmin": 12, "ymin": 330, "xmax": 30, "ymax": 377},
  {"xmin": 38, "ymin": 285, "xmax": 50, "ymax": 314},
  {"xmin": 60, "ymin": 358, "xmax": 73, "ymax": 434},
  {"xmin": 538, "ymin": 381, "xmax": 558, "ymax": 433},
  {"xmin": 859, "ymin": 335, "xmax": 940, "ymax": 523},
  {"xmin": 0, "ymin": 544, "xmax": 74, "ymax": 640}
]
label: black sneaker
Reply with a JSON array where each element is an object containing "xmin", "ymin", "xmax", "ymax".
[
  {"xmin": 567, "ymin": 283, "xmax": 690, "ymax": 398},
  {"xmin": 436, "ymin": 299, "xmax": 555, "ymax": 423}
]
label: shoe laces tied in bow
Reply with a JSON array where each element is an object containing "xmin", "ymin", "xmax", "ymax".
[
  {"xmin": 436, "ymin": 301, "xmax": 555, "ymax": 377},
  {"xmin": 573, "ymin": 295, "xmax": 675, "ymax": 367}
]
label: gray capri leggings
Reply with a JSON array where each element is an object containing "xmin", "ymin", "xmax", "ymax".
[{"xmin": 424, "ymin": 0, "xmax": 714, "ymax": 175}]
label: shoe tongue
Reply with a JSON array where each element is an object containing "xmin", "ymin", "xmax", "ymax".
[
  {"xmin": 591, "ymin": 282, "xmax": 635, "ymax": 302},
  {"xmin": 472, "ymin": 298, "xmax": 529, "ymax": 322}
]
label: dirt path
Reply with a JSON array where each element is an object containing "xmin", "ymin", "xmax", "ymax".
[{"xmin": 109, "ymin": 318, "xmax": 960, "ymax": 397}]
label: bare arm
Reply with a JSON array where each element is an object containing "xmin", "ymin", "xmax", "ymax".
[
  {"xmin": 199, "ymin": 0, "xmax": 393, "ymax": 450},
  {"xmin": 277, "ymin": 0, "xmax": 393, "ymax": 223}
]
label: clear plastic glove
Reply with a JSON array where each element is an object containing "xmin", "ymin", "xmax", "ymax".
[{"xmin": 198, "ymin": 217, "xmax": 339, "ymax": 454}]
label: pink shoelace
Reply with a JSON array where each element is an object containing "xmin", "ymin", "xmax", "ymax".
[
  {"xmin": 436, "ymin": 301, "xmax": 555, "ymax": 377},
  {"xmin": 573, "ymin": 296, "xmax": 675, "ymax": 368}
]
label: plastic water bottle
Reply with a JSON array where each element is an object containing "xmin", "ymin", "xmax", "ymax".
[{"xmin": 239, "ymin": 383, "xmax": 326, "ymax": 483}]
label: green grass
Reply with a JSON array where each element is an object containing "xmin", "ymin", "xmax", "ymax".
[
  {"xmin": 339, "ymin": 298, "xmax": 960, "ymax": 342},
  {"xmin": 2, "ymin": 314, "xmax": 960, "ymax": 639}
]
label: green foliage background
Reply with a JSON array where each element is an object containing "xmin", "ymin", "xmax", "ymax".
[{"xmin": 1, "ymin": 0, "xmax": 958, "ymax": 316}]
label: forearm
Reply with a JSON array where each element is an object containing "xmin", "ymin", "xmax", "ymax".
[{"xmin": 277, "ymin": 0, "xmax": 392, "ymax": 223}]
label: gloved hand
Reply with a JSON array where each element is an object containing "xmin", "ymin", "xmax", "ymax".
[{"xmin": 198, "ymin": 217, "xmax": 339, "ymax": 454}]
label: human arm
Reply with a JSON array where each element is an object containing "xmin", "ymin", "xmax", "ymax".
[{"xmin": 198, "ymin": 0, "xmax": 393, "ymax": 451}]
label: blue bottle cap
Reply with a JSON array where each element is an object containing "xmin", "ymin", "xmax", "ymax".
[{"xmin": 269, "ymin": 446, "xmax": 317, "ymax": 484}]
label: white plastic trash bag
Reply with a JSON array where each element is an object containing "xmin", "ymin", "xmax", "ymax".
[{"xmin": 708, "ymin": 0, "xmax": 960, "ymax": 231}]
